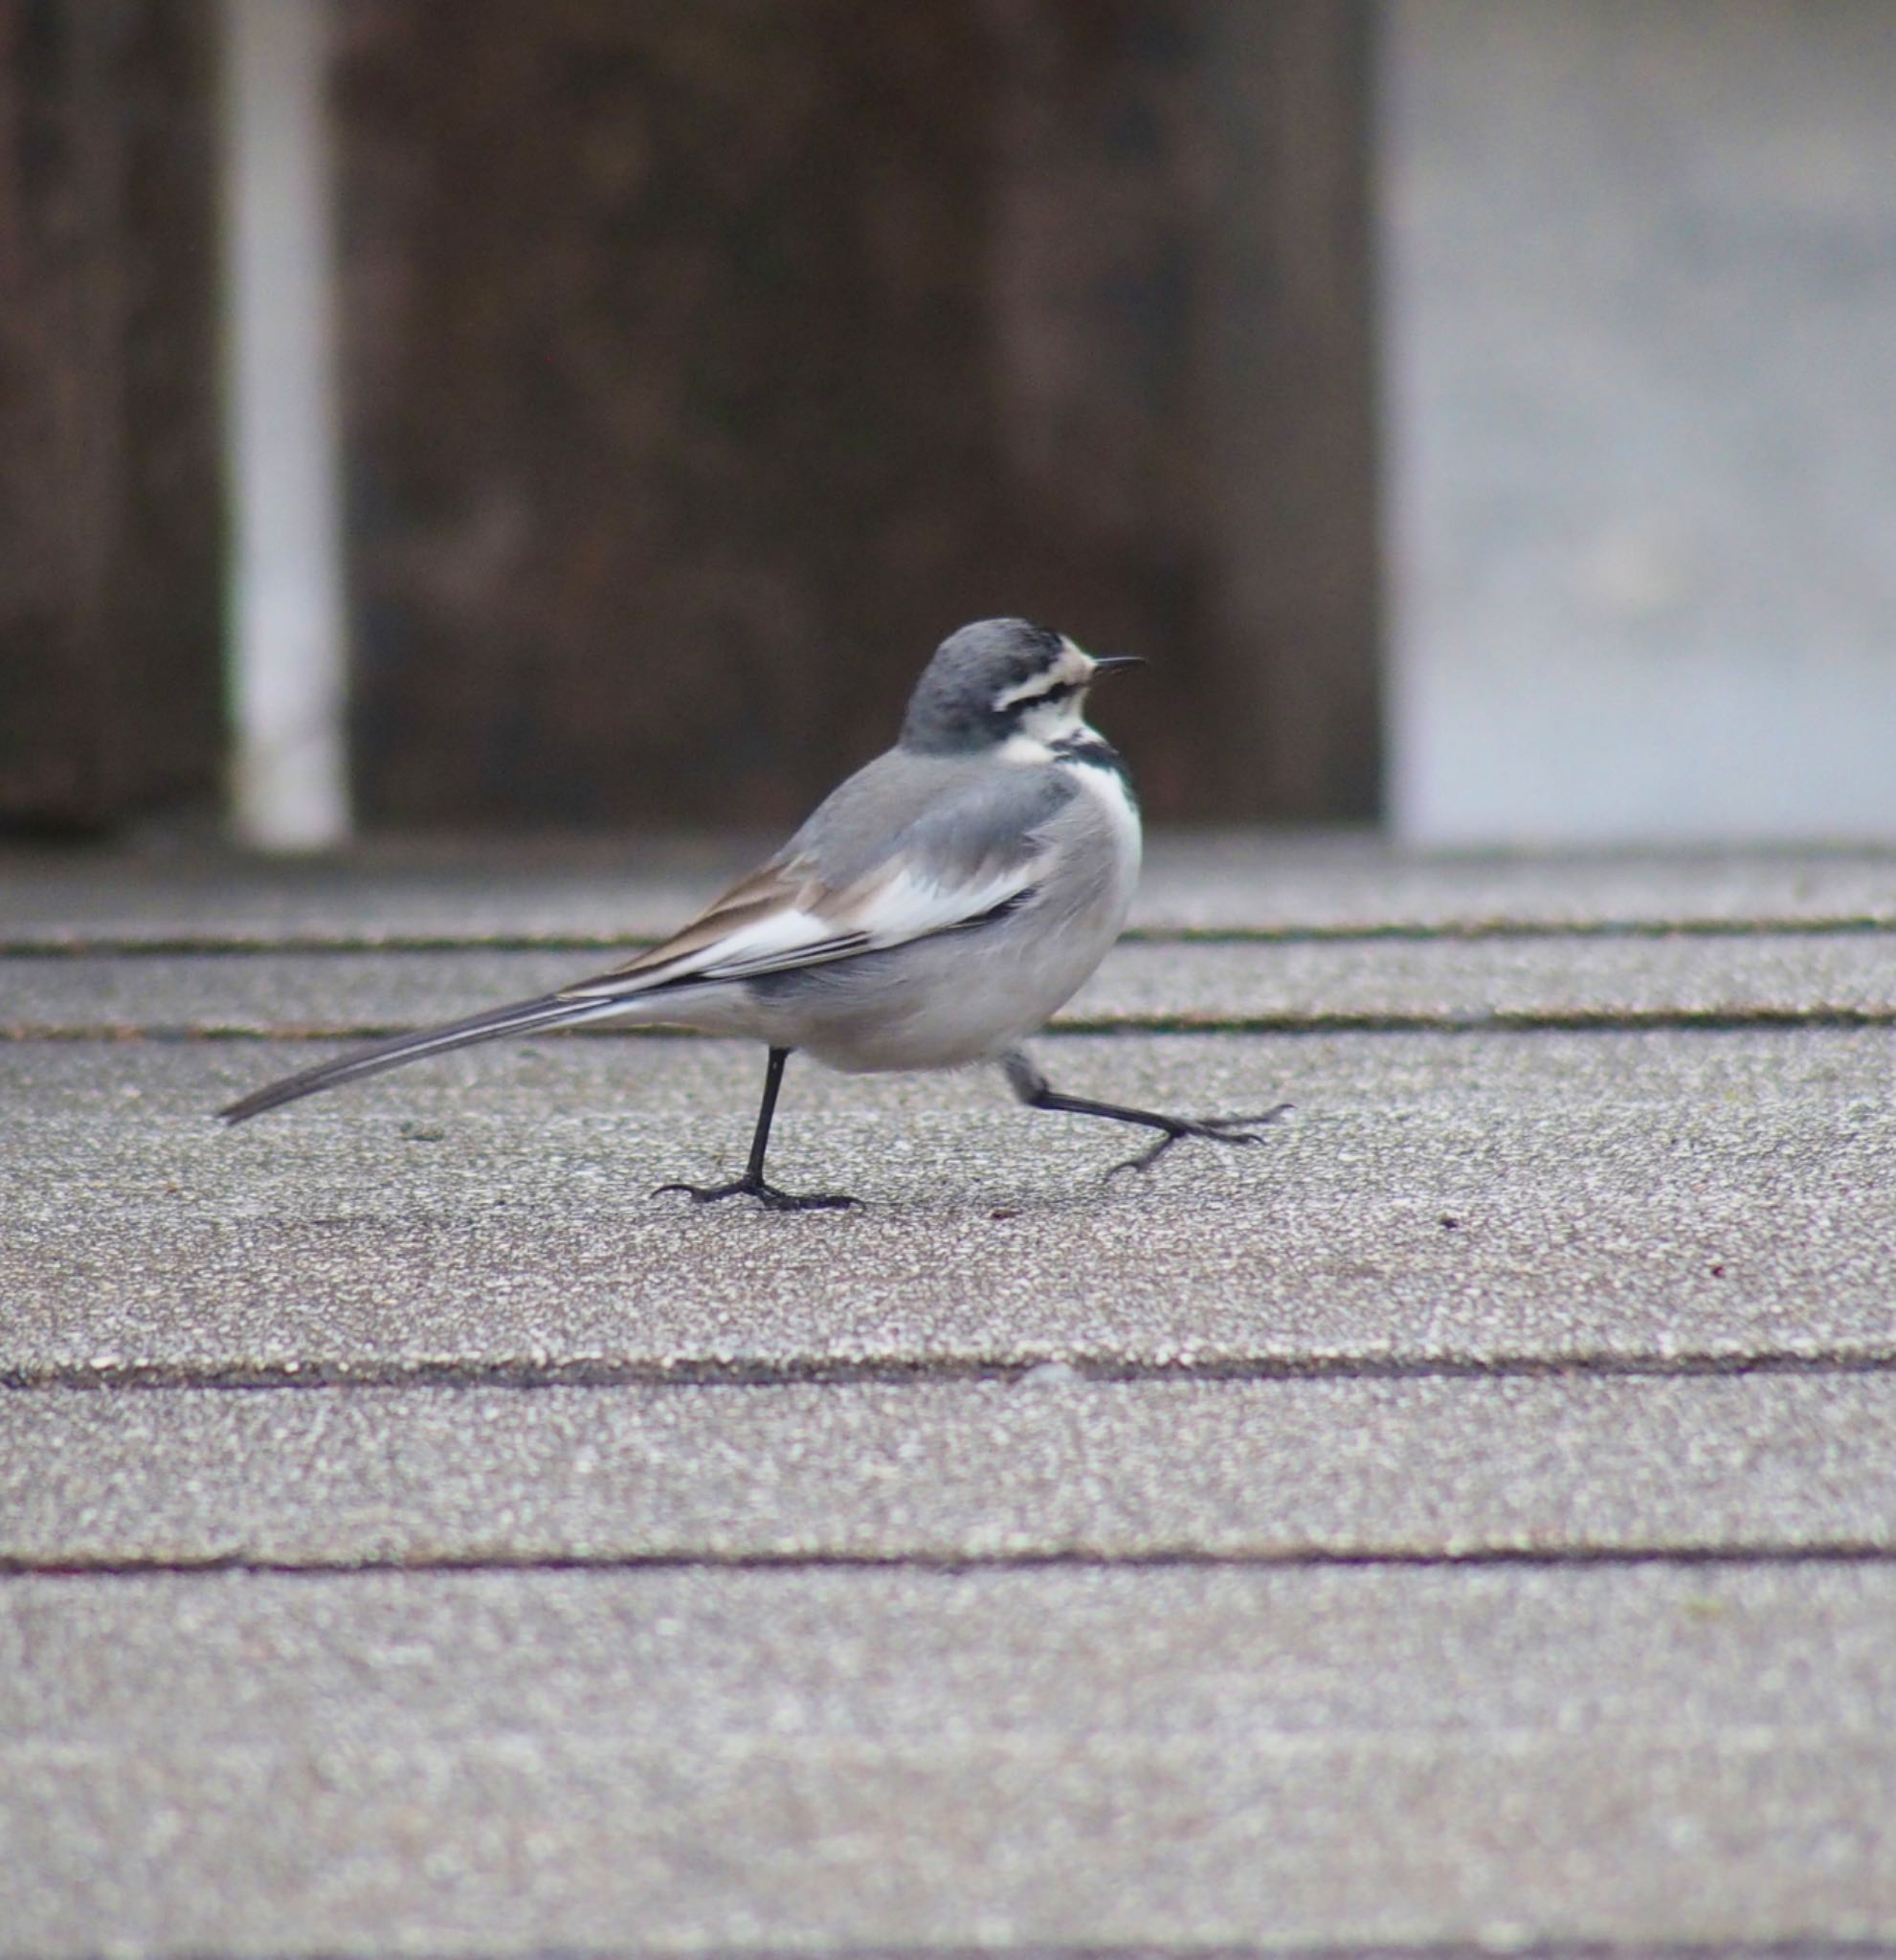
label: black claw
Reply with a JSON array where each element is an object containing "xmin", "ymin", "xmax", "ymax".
[
  {"xmin": 654, "ymin": 1177, "xmax": 860, "ymax": 1213},
  {"xmin": 1104, "ymin": 1102, "xmax": 1294, "ymax": 1178},
  {"xmin": 1104, "ymin": 1137, "xmax": 1176, "ymax": 1177}
]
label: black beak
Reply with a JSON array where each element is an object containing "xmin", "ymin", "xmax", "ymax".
[{"xmin": 1089, "ymin": 656, "xmax": 1147, "ymax": 678}]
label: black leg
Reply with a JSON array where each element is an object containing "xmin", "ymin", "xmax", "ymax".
[
  {"xmin": 655, "ymin": 1047, "xmax": 860, "ymax": 1212},
  {"xmin": 1002, "ymin": 1049, "xmax": 1290, "ymax": 1177}
]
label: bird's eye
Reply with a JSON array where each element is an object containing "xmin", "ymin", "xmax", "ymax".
[{"xmin": 994, "ymin": 674, "xmax": 1082, "ymax": 718}]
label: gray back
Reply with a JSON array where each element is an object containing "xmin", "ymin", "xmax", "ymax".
[{"xmin": 789, "ymin": 747, "xmax": 1077, "ymax": 891}]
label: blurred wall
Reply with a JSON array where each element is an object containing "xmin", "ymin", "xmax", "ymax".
[
  {"xmin": 0, "ymin": 0, "xmax": 223, "ymax": 833},
  {"xmin": 1384, "ymin": 0, "xmax": 1896, "ymax": 844},
  {"xmin": 332, "ymin": 0, "xmax": 1379, "ymax": 829}
]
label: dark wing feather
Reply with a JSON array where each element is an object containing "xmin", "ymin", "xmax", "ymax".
[{"xmin": 557, "ymin": 758, "xmax": 1078, "ymax": 1004}]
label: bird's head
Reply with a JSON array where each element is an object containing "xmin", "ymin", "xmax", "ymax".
[{"xmin": 900, "ymin": 618, "xmax": 1143, "ymax": 756}]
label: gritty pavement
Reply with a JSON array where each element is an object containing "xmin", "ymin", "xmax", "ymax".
[
  {"xmin": 7, "ymin": 1032, "xmax": 1893, "ymax": 1377},
  {"xmin": 16, "ymin": 930, "xmax": 1896, "ymax": 1034},
  {"xmin": 7, "ymin": 1565, "xmax": 1895, "ymax": 1953},
  {"xmin": 3, "ymin": 835, "xmax": 1895, "ymax": 1959},
  {"xmin": 6, "ymin": 1372, "xmax": 1896, "ymax": 1568}
]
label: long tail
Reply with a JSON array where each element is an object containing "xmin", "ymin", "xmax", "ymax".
[{"xmin": 218, "ymin": 991, "xmax": 617, "ymax": 1125}]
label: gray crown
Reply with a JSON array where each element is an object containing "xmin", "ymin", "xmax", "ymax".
[{"xmin": 901, "ymin": 618, "xmax": 1067, "ymax": 755}]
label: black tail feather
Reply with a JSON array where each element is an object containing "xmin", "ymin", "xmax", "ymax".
[{"xmin": 217, "ymin": 992, "xmax": 591, "ymax": 1125}]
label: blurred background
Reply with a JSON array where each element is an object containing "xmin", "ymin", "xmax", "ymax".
[{"xmin": 3, "ymin": 0, "xmax": 1893, "ymax": 851}]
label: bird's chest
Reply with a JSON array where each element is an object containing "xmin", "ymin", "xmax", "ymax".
[
  {"xmin": 977, "ymin": 752, "xmax": 1141, "ymax": 1024},
  {"xmin": 1055, "ymin": 746, "xmax": 1143, "ymax": 935}
]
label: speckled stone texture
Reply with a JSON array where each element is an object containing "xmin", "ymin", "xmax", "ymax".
[
  {"xmin": 6, "ymin": 1567, "xmax": 1895, "ymax": 1953},
  {"xmin": 4, "ymin": 839, "xmax": 1895, "ymax": 1956},
  {"xmin": 6, "ymin": 1373, "xmax": 1895, "ymax": 1568}
]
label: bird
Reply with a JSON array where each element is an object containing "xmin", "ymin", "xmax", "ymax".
[{"xmin": 219, "ymin": 618, "xmax": 1288, "ymax": 1208}]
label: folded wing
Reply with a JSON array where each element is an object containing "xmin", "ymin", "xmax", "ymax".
[{"xmin": 558, "ymin": 760, "xmax": 1076, "ymax": 1003}]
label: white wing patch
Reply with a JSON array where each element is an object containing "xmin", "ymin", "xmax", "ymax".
[
  {"xmin": 835, "ymin": 858, "xmax": 1037, "ymax": 948},
  {"xmin": 658, "ymin": 903, "xmax": 868, "ymax": 982},
  {"xmin": 559, "ymin": 856, "xmax": 1044, "ymax": 1000}
]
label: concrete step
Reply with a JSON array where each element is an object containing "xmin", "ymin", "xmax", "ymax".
[
  {"xmin": 8, "ymin": 835, "xmax": 1896, "ymax": 947},
  {"xmin": 5, "ymin": 1031, "xmax": 1892, "ymax": 1380},
  {"xmin": 10, "ymin": 927, "xmax": 1896, "ymax": 1037},
  {"xmin": 7, "ymin": 1563, "xmax": 1893, "ymax": 1952},
  {"xmin": 6, "ymin": 1372, "xmax": 1894, "ymax": 1569}
]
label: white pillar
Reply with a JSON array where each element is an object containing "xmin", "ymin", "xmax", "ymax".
[{"xmin": 221, "ymin": 0, "xmax": 350, "ymax": 849}]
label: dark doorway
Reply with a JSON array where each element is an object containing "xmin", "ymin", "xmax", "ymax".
[{"xmin": 335, "ymin": 0, "xmax": 1380, "ymax": 829}]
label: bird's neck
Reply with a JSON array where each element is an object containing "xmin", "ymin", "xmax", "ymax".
[
  {"xmin": 1049, "ymin": 729, "xmax": 1134, "ymax": 791},
  {"xmin": 999, "ymin": 722, "xmax": 1135, "ymax": 796}
]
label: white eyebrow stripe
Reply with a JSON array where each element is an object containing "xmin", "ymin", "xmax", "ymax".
[
  {"xmin": 992, "ymin": 643, "xmax": 1087, "ymax": 711},
  {"xmin": 991, "ymin": 675, "xmax": 1053, "ymax": 712}
]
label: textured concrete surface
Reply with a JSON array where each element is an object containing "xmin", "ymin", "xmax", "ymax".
[
  {"xmin": 4, "ymin": 1032, "xmax": 1892, "ymax": 1378},
  {"xmin": 5, "ymin": 1565, "xmax": 1895, "ymax": 1952},
  {"xmin": 9, "ymin": 835, "xmax": 1896, "ymax": 945},
  {"xmin": 5, "ymin": 843, "xmax": 1894, "ymax": 1957},
  {"xmin": 5, "ymin": 1373, "xmax": 1893, "ymax": 1569},
  {"xmin": 14, "ymin": 929, "xmax": 1896, "ymax": 1037}
]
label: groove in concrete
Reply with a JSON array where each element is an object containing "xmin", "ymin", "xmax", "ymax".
[
  {"xmin": 9, "ymin": 1345, "xmax": 1896, "ymax": 1394},
  {"xmin": 11, "ymin": 1006, "xmax": 1896, "ymax": 1043},
  {"xmin": 7, "ymin": 1541, "xmax": 1895, "ymax": 1582},
  {"xmin": 11, "ymin": 915, "xmax": 1896, "ymax": 956}
]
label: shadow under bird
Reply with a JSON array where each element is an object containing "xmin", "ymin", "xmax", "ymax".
[{"xmin": 220, "ymin": 618, "xmax": 1288, "ymax": 1208}]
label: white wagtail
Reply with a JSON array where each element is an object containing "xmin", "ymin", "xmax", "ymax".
[{"xmin": 220, "ymin": 618, "xmax": 1286, "ymax": 1208}]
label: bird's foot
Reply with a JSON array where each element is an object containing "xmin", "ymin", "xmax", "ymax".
[
  {"xmin": 1105, "ymin": 1103, "xmax": 1294, "ymax": 1178},
  {"xmin": 654, "ymin": 1174, "xmax": 861, "ymax": 1213}
]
